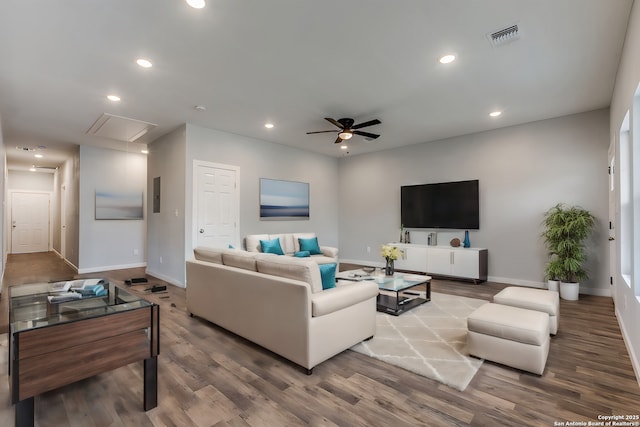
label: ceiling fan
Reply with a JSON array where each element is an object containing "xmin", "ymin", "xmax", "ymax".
[{"xmin": 306, "ymin": 117, "xmax": 381, "ymax": 144}]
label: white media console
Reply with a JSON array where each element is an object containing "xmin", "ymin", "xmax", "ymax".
[{"xmin": 390, "ymin": 243, "xmax": 488, "ymax": 284}]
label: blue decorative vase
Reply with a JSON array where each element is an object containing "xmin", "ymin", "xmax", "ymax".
[{"xmin": 463, "ymin": 230, "xmax": 470, "ymax": 248}]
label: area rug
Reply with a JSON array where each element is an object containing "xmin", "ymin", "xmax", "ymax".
[{"xmin": 350, "ymin": 292, "xmax": 488, "ymax": 391}]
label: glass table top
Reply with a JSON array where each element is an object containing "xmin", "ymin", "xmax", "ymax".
[
  {"xmin": 9, "ymin": 280, "xmax": 151, "ymax": 333},
  {"xmin": 336, "ymin": 269, "xmax": 431, "ymax": 292}
]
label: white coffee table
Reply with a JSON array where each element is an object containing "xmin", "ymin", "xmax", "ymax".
[{"xmin": 336, "ymin": 269, "xmax": 431, "ymax": 315}]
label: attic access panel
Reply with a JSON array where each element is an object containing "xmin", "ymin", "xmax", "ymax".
[{"xmin": 87, "ymin": 113, "xmax": 157, "ymax": 142}]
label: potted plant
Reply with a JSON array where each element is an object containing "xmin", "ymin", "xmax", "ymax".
[{"xmin": 542, "ymin": 203, "xmax": 595, "ymax": 300}]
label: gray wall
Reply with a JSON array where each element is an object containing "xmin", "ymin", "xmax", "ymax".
[
  {"xmin": 146, "ymin": 125, "xmax": 187, "ymax": 286},
  {"xmin": 0, "ymin": 119, "xmax": 5, "ymax": 291},
  {"xmin": 339, "ymin": 109, "xmax": 609, "ymax": 295},
  {"xmin": 7, "ymin": 170, "xmax": 54, "ymax": 191},
  {"xmin": 146, "ymin": 123, "xmax": 340, "ymax": 287},
  {"xmin": 184, "ymin": 124, "xmax": 339, "ymax": 253},
  {"xmin": 610, "ymin": 0, "xmax": 640, "ymax": 385},
  {"xmin": 58, "ymin": 149, "xmax": 80, "ymax": 268},
  {"xmin": 78, "ymin": 145, "xmax": 146, "ymax": 273}
]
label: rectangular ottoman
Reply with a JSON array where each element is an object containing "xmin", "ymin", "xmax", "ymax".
[
  {"xmin": 467, "ymin": 303, "xmax": 550, "ymax": 375},
  {"xmin": 493, "ymin": 286, "xmax": 560, "ymax": 334}
]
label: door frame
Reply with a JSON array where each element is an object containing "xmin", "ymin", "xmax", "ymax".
[
  {"xmin": 8, "ymin": 190, "xmax": 52, "ymax": 254},
  {"xmin": 192, "ymin": 160, "xmax": 240, "ymax": 250},
  {"xmin": 609, "ymin": 134, "xmax": 617, "ymax": 303}
]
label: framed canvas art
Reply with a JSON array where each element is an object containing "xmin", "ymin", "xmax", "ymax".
[
  {"xmin": 95, "ymin": 190, "xmax": 144, "ymax": 220},
  {"xmin": 259, "ymin": 178, "xmax": 309, "ymax": 220}
]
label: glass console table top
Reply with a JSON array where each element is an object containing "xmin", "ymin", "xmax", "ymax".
[
  {"xmin": 335, "ymin": 269, "xmax": 430, "ymax": 290},
  {"xmin": 9, "ymin": 281, "xmax": 151, "ymax": 333}
]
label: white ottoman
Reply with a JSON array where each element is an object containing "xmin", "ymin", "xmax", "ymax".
[
  {"xmin": 467, "ymin": 303, "xmax": 550, "ymax": 375},
  {"xmin": 493, "ymin": 287, "xmax": 560, "ymax": 335}
]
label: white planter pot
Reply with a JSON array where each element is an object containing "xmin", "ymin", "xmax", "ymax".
[
  {"xmin": 547, "ymin": 280, "xmax": 560, "ymax": 293},
  {"xmin": 560, "ymin": 281, "xmax": 580, "ymax": 301}
]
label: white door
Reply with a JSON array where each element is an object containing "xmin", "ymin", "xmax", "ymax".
[
  {"xmin": 11, "ymin": 192, "xmax": 50, "ymax": 253},
  {"xmin": 194, "ymin": 162, "xmax": 239, "ymax": 249},
  {"xmin": 608, "ymin": 137, "xmax": 617, "ymax": 303}
]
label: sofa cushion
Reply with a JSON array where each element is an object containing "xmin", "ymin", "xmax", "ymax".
[
  {"xmin": 245, "ymin": 234, "xmax": 269, "ymax": 252},
  {"xmin": 270, "ymin": 234, "xmax": 296, "ymax": 254},
  {"xmin": 221, "ymin": 249, "xmax": 258, "ymax": 271},
  {"xmin": 260, "ymin": 238, "xmax": 285, "ymax": 255},
  {"xmin": 256, "ymin": 256, "xmax": 323, "ymax": 293},
  {"xmin": 299, "ymin": 237, "xmax": 322, "ymax": 255},
  {"xmin": 319, "ymin": 263, "xmax": 337, "ymax": 290},
  {"xmin": 193, "ymin": 247, "xmax": 223, "ymax": 264}
]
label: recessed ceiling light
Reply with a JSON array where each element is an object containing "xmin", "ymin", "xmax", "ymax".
[
  {"xmin": 136, "ymin": 58, "xmax": 153, "ymax": 68},
  {"xmin": 264, "ymin": 123, "xmax": 274, "ymax": 129},
  {"xmin": 107, "ymin": 95, "xmax": 121, "ymax": 102},
  {"xmin": 141, "ymin": 149, "xmax": 149, "ymax": 154},
  {"xmin": 340, "ymin": 145, "xmax": 348, "ymax": 150},
  {"xmin": 489, "ymin": 111, "xmax": 502, "ymax": 117},
  {"xmin": 34, "ymin": 154, "xmax": 43, "ymax": 158},
  {"xmin": 186, "ymin": 0, "xmax": 206, "ymax": 8},
  {"xmin": 439, "ymin": 54, "xmax": 456, "ymax": 64}
]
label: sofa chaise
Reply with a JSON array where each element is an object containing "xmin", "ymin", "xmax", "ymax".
[{"xmin": 186, "ymin": 247, "xmax": 378, "ymax": 373}]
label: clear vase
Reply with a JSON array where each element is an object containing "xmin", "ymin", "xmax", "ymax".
[{"xmin": 385, "ymin": 259, "xmax": 395, "ymax": 276}]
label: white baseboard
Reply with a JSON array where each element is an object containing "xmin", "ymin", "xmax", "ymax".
[
  {"xmin": 341, "ymin": 259, "xmax": 612, "ymax": 296},
  {"xmin": 616, "ymin": 306, "xmax": 640, "ymax": 388},
  {"xmin": 78, "ymin": 262, "xmax": 146, "ymax": 274},
  {"xmin": 145, "ymin": 268, "xmax": 185, "ymax": 288}
]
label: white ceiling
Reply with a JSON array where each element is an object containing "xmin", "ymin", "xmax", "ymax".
[{"xmin": 0, "ymin": 0, "xmax": 633, "ymax": 171}]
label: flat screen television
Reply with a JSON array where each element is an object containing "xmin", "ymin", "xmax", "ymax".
[{"xmin": 401, "ymin": 180, "xmax": 479, "ymax": 229}]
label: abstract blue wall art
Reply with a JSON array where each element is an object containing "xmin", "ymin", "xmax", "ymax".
[
  {"xmin": 260, "ymin": 178, "xmax": 309, "ymax": 220},
  {"xmin": 95, "ymin": 191, "xmax": 144, "ymax": 220}
]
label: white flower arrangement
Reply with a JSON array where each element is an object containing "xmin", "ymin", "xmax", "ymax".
[{"xmin": 381, "ymin": 245, "xmax": 403, "ymax": 261}]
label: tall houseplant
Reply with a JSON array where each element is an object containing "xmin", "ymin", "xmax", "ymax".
[{"xmin": 542, "ymin": 203, "xmax": 595, "ymax": 300}]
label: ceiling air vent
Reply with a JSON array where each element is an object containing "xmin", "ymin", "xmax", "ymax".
[
  {"xmin": 87, "ymin": 113, "xmax": 157, "ymax": 143},
  {"xmin": 487, "ymin": 24, "xmax": 520, "ymax": 46}
]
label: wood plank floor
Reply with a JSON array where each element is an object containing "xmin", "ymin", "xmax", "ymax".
[{"xmin": 0, "ymin": 253, "xmax": 638, "ymax": 426}]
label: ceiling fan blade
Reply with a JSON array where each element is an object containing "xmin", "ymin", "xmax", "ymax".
[
  {"xmin": 325, "ymin": 118, "xmax": 344, "ymax": 129},
  {"xmin": 352, "ymin": 119, "xmax": 381, "ymax": 130},
  {"xmin": 353, "ymin": 130, "xmax": 380, "ymax": 139},
  {"xmin": 306, "ymin": 130, "xmax": 338, "ymax": 134},
  {"xmin": 334, "ymin": 136, "xmax": 343, "ymax": 144}
]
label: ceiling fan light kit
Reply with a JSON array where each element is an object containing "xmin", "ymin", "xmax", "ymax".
[
  {"xmin": 307, "ymin": 117, "xmax": 381, "ymax": 144},
  {"xmin": 338, "ymin": 131, "xmax": 353, "ymax": 140}
]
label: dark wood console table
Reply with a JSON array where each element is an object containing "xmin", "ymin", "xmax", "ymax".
[{"xmin": 8, "ymin": 281, "xmax": 159, "ymax": 427}]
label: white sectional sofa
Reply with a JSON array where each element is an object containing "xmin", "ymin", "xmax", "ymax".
[
  {"xmin": 245, "ymin": 232, "xmax": 338, "ymax": 264},
  {"xmin": 186, "ymin": 247, "xmax": 378, "ymax": 373}
]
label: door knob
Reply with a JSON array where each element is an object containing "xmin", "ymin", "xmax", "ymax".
[{"xmin": 199, "ymin": 229, "xmax": 204, "ymax": 233}]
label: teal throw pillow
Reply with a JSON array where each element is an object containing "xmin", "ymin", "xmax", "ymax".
[
  {"xmin": 294, "ymin": 250, "xmax": 311, "ymax": 258},
  {"xmin": 260, "ymin": 238, "xmax": 284, "ymax": 255},
  {"xmin": 299, "ymin": 237, "xmax": 322, "ymax": 255},
  {"xmin": 228, "ymin": 244, "xmax": 235, "ymax": 249},
  {"xmin": 319, "ymin": 263, "xmax": 337, "ymax": 290}
]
